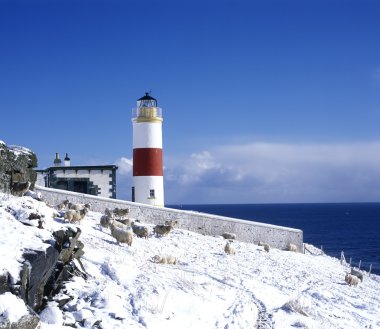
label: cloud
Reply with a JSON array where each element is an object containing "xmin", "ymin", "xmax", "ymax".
[
  {"xmin": 115, "ymin": 157, "xmax": 133, "ymax": 200},
  {"xmin": 163, "ymin": 141, "xmax": 380, "ymax": 204},
  {"xmin": 115, "ymin": 157, "xmax": 133, "ymax": 175}
]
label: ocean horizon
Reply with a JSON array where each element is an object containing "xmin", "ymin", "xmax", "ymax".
[{"xmin": 168, "ymin": 202, "xmax": 380, "ymax": 275}]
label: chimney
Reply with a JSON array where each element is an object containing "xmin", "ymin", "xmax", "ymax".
[
  {"xmin": 64, "ymin": 153, "xmax": 71, "ymax": 167},
  {"xmin": 53, "ymin": 153, "xmax": 62, "ymax": 167}
]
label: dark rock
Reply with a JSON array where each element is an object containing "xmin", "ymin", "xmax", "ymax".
[
  {"xmin": 28, "ymin": 213, "xmax": 41, "ymax": 220},
  {"xmin": 19, "ymin": 246, "xmax": 59, "ymax": 311},
  {"xmin": 53, "ymin": 228, "xmax": 82, "ymax": 264},
  {"xmin": 0, "ymin": 272, "xmax": 9, "ymax": 294},
  {"xmin": 54, "ymin": 295, "xmax": 73, "ymax": 308},
  {"xmin": 0, "ymin": 141, "xmax": 37, "ymax": 195},
  {"xmin": 0, "ymin": 317, "xmax": 11, "ymax": 329}
]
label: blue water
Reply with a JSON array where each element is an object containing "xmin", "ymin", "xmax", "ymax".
[{"xmin": 168, "ymin": 203, "xmax": 380, "ymax": 275}]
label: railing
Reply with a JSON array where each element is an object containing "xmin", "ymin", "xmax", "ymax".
[{"xmin": 132, "ymin": 107, "xmax": 162, "ymax": 119}]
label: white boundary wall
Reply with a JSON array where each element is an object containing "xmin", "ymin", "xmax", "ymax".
[{"xmin": 35, "ymin": 185, "xmax": 303, "ymax": 251}]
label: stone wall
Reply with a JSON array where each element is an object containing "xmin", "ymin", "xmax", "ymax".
[
  {"xmin": 0, "ymin": 141, "xmax": 37, "ymax": 194},
  {"xmin": 35, "ymin": 185, "xmax": 304, "ymax": 251}
]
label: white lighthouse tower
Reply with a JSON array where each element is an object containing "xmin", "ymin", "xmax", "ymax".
[{"xmin": 132, "ymin": 92, "xmax": 164, "ymax": 206}]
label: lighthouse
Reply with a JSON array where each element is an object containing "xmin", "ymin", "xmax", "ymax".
[{"xmin": 132, "ymin": 93, "xmax": 164, "ymax": 206}]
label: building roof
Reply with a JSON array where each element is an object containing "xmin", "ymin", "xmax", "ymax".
[
  {"xmin": 137, "ymin": 92, "xmax": 157, "ymax": 102},
  {"xmin": 37, "ymin": 165, "xmax": 118, "ymax": 173}
]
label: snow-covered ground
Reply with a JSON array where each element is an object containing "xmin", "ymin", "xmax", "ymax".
[{"xmin": 1, "ymin": 192, "xmax": 379, "ymax": 329}]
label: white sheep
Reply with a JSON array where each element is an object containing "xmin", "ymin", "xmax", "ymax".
[
  {"xmin": 224, "ymin": 241, "xmax": 236, "ymax": 255},
  {"xmin": 64, "ymin": 208, "xmax": 88, "ymax": 224},
  {"xmin": 131, "ymin": 222, "xmax": 149, "ymax": 239},
  {"xmin": 222, "ymin": 232, "xmax": 237, "ymax": 240},
  {"xmin": 287, "ymin": 243, "xmax": 298, "ymax": 252},
  {"xmin": 57, "ymin": 200, "xmax": 69, "ymax": 210},
  {"xmin": 110, "ymin": 220, "xmax": 133, "ymax": 246},
  {"xmin": 153, "ymin": 225, "xmax": 172, "ymax": 237},
  {"xmin": 152, "ymin": 255, "xmax": 178, "ymax": 265},
  {"xmin": 100, "ymin": 213, "xmax": 113, "ymax": 231},
  {"xmin": 351, "ymin": 268, "xmax": 364, "ymax": 282},
  {"xmin": 113, "ymin": 207, "xmax": 130, "ymax": 219},
  {"xmin": 258, "ymin": 241, "xmax": 270, "ymax": 252},
  {"xmin": 345, "ymin": 273, "xmax": 359, "ymax": 287},
  {"xmin": 69, "ymin": 203, "xmax": 91, "ymax": 211},
  {"xmin": 164, "ymin": 220, "xmax": 178, "ymax": 228}
]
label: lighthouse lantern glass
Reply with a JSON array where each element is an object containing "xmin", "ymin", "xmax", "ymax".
[{"xmin": 138, "ymin": 99, "xmax": 156, "ymax": 108}]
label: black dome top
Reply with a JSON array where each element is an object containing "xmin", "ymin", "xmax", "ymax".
[{"xmin": 137, "ymin": 92, "xmax": 157, "ymax": 102}]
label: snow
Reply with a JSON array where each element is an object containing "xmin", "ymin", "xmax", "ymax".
[
  {"xmin": 1, "ymin": 192, "xmax": 380, "ymax": 328},
  {"xmin": 8, "ymin": 144, "xmax": 33, "ymax": 155},
  {"xmin": 39, "ymin": 302, "xmax": 63, "ymax": 325},
  {"xmin": 0, "ymin": 292, "xmax": 28, "ymax": 323}
]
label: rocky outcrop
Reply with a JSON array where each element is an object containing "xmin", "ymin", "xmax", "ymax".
[
  {"xmin": 0, "ymin": 141, "xmax": 37, "ymax": 195},
  {"xmin": 0, "ymin": 226, "xmax": 85, "ymax": 328},
  {"xmin": 19, "ymin": 246, "xmax": 59, "ymax": 311}
]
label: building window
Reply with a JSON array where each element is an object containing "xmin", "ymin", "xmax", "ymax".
[
  {"xmin": 149, "ymin": 189, "xmax": 155, "ymax": 198},
  {"xmin": 132, "ymin": 187, "xmax": 135, "ymax": 202}
]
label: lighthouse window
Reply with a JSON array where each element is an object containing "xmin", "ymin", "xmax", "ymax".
[{"xmin": 149, "ymin": 189, "xmax": 155, "ymax": 198}]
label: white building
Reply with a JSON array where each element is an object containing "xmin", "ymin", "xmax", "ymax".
[{"xmin": 36, "ymin": 153, "xmax": 117, "ymax": 199}]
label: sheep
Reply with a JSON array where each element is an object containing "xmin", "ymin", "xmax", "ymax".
[
  {"xmin": 153, "ymin": 225, "xmax": 172, "ymax": 237},
  {"xmin": 351, "ymin": 268, "xmax": 364, "ymax": 282},
  {"xmin": 64, "ymin": 208, "xmax": 88, "ymax": 224},
  {"xmin": 116, "ymin": 218, "xmax": 134, "ymax": 226},
  {"xmin": 152, "ymin": 255, "xmax": 178, "ymax": 265},
  {"xmin": 222, "ymin": 232, "xmax": 236, "ymax": 240},
  {"xmin": 164, "ymin": 220, "xmax": 178, "ymax": 228},
  {"xmin": 131, "ymin": 222, "xmax": 149, "ymax": 239},
  {"xmin": 258, "ymin": 241, "xmax": 270, "ymax": 252},
  {"xmin": 110, "ymin": 220, "xmax": 133, "ymax": 246},
  {"xmin": 68, "ymin": 203, "xmax": 91, "ymax": 211},
  {"xmin": 263, "ymin": 243, "xmax": 270, "ymax": 252},
  {"xmin": 100, "ymin": 213, "xmax": 113, "ymax": 231},
  {"xmin": 287, "ymin": 243, "xmax": 298, "ymax": 252},
  {"xmin": 224, "ymin": 241, "xmax": 236, "ymax": 255},
  {"xmin": 57, "ymin": 200, "xmax": 69, "ymax": 210},
  {"xmin": 345, "ymin": 273, "xmax": 359, "ymax": 287},
  {"xmin": 113, "ymin": 207, "xmax": 130, "ymax": 218},
  {"xmin": 106, "ymin": 207, "xmax": 132, "ymax": 225}
]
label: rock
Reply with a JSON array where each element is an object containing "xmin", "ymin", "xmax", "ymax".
[
  {"xmin": 222, "ymin": 232, "xmax": 237, "ymax": 240},
  {"xmin": 53, "ymin": 227, "xmax": 82, "ymax": 264},
  {"xmin": 19, "ymin": 246, "xmax": 59, "ymax": 311},
  {"xmin": 0, "ymin": 141, "xmax": 37, "ymax": 195},
  {"xmin": 0, "ymin": 318, "xmax": 10, "ymax": 329},
  {"xmin": 0, "ymin": 273, "xmax": 9, "ymax": 294},
  {"xmin": 28, "ymin": 213, "xmax": 41, "ymax": 220},
  {"xmin": 10, "ymin": 306, "xmax": 40, "ymax": 329}
]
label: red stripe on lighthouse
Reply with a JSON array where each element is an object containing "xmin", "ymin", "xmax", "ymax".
[{"xmin": 133, "ymin": 148, "xmax": 163, "ymax": 176}]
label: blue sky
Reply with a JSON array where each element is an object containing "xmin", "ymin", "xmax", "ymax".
[{"xmin": 1, "ymin": 0, "xmax": 380, "ymax": 204}]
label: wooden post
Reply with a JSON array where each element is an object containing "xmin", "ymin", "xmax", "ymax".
[
  {"xmin": 349, "ymin": 257, "xmax": 352, "ymax": 267},
  {"xmin": 358, "ymin": 260, "xmax": 362, "ymax": 270},
  {"xmin": 369, "ymin": 264, "xmax": 372, "ymax": 276}
]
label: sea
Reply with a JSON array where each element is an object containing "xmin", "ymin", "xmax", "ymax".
[{"xmin": 168, "ymin": 203, "xmax": 380, "ymax": 275}]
